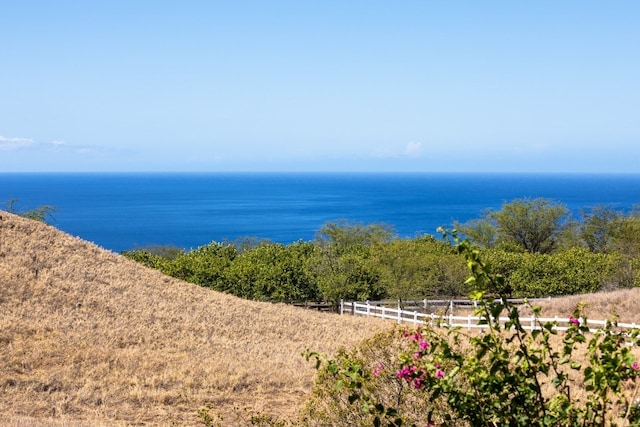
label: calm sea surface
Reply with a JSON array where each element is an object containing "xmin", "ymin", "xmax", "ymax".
[{"xmin": 1, "ymin": 173, "xmax": 639, "ymax": 253}]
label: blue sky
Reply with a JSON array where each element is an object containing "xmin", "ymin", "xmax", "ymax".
[{"xmin": 1, "ymin": 1, "xmax": 639, "ymax": 173}]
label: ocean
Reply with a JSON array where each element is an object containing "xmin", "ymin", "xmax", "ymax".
[{"xmin": 1, "ymin": 173, "xmax": 639, "ymax": 253}]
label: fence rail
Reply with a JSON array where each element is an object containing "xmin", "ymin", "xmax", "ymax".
[
  {"xmin": 362, "ymin": 297, "xmax": 553, "ymax": 314},
  {"xmin": 340, "ymin": 300, "xmax": 639, "ymax": 332}
]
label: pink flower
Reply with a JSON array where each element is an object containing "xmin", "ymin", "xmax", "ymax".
[
  {"xmin": 419, "ymin": 340, "xmax": 430, "ymax": 350},
  {"xmin": 396, "ymin": 365, "xmax": 418, "ymax": 381},
  {"xmin": 411, "ymin": 332, "xmax": 423, "ymax": 341},
  {"xmin": 372, "ymin": 364, "xmax": 383, "ymax": 377},
  {"xmin": 413, "ymin": 352, "xmax": 421, "ymax": 359},
  {"xmin": 396, "ymin": 366, "xmax": 409, "ymax": 379},
  {"xmin": 435, "ymin": 369, "xmax": 444, "ymax": 378},
  {"xmin": 633, "ymin": 362, "xmax": 639, "ymax": 371},
  {"xmin": 569, "ymin": 317, "xmax": 580, "ymax": 326}
]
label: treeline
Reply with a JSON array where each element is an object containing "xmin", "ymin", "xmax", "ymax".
[{"xmin": 123, "ymin": 198, "xmax": 640, "ymax": 304}]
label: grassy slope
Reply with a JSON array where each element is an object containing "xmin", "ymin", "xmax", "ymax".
[
  {"xmin": 0, "ymin": 212, "xmax": 388, "ymax": 426},
  {"xmin": 2, "ymin": 211, "xmax": 639, "ymax": 426},
  {"xmin": 529, "ymin": 289, "xmax": 640, "ymax": 324}
]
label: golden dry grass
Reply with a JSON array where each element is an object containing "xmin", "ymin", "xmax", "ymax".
[
  {"xmin": 0, "ymin": 212, "xmax": 389, "ymax": 426},
  {"xmin": 520, "ymin": 289, "xmax": 640, "ymax": 325},
  {"xmin": 3, "ymin": 211, "xmax": 640, "ymax": 426}
]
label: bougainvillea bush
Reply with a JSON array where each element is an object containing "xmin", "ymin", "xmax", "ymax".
[{"xmin": 305, "ymin": 233, "xmax": 640, "ymax": 427}]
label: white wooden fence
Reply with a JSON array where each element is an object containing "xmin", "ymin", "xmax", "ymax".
[
  {"xmin": 351, "ymin": 298, "xmax": 553, "ymax": 315},
  {"xmin": 340, "ymin": 300, "xmax": 640, "ymax": 332}
]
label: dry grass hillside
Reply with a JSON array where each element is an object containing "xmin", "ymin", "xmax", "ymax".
[
  {"xmin": 524, "ymin": 289, "xmax": 640, "ymax": 325},
  {"xmin": 0, "ymin": 212, "xmax": 389, "ymax": 426},
  {"xmin": 2, "ymin": 211, "xmax": 640, "ymax": 426}
]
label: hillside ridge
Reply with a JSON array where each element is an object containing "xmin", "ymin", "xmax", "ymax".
[{"xmin": 0, "ymin": 211, "xmax": 386, "ymax": 425}]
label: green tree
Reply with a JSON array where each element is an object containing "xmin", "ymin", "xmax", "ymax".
[
  {"xmin": 127, "ymin": 244, "xmax": 184, "ymax": 260},
  {"xmin": 122, "ymin": 249, "xmax": 172, "ymax": 270},
  {"xmin": 315, "ymin": 219, "xmax": 395, "ymax": 250},
  {"xmin": 488, "ymin": 197, "xmax": 569, "ymax": 254},
  {"xmin": 313, "ymin": 221, "xmax": 391, "ymax": 305},
  {"xmin": 579, "ymin": 205, "xmax": 623, "ymax": 253},
  {"xmin": 226, "ymin": 236, "xmax": 273, "ymax": 254},
  {"xmin": 373, "ymin": 236, "xmax": 467, "ymax": 302},
  {"xmin": 454, "ymin": 217, "xmax": 497, "ymax": 248},
  {"xmin": 313, "ymin": 244, "xmax": 385, "ymax": 305},
  {"xmin": 483, "ymin": 248, "xmax": 623, "ymax": 297},
  {"xmin": 611, "ymin": 212, "xmax": 640, "ymax": 257},
  {"xmin": 608, "ymin": 212, "xmax": 640, "ymax": 287},
  {"xmin": 223, "ymin": 241, "xmax": 319, "ymax": 302},
  {"xmin": 164, "ymin": 241, "xmax": 237, "ymax": 289}
]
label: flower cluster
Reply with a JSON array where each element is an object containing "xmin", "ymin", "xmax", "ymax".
[
  {"xmin": 396, "ymin": 363, "xmax": 429, "ymax": 389},
  {"xmin": 395, "ymin": 329, "xmax": 445, "ymax": 390},
  {"xmin": 372, "ymin": 363, "xmax": 384, "ymax": 377},
  {"xmin": 396, "ymin": 364, "xmax": 420, "ymax": 380}
]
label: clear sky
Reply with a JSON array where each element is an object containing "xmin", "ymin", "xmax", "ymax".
[{"xmin": 1, "ymin": 1, "xmax": 639, "ymax": 173}]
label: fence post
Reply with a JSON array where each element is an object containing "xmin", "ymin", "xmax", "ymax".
[
  {"xmin": 424, "ymin": 298, "xmax": 427, "ymax": 310},
  {"xmin": 366, "ymin": 300, "xmax": 370, "ymax": 316},
  {"xmin": 382, "ymin": 305, "xmax": 386, "ymax": 320},
  {"xmin": 450, "ymin": 299, "xmax": 454, "ymax": 315},
  {"xmin": 467, "ymin": 314, "xmax": 471, "ymax": 331},
  {"xmin": 340, "ymin": 299, "xmax": 344, "ymax": 316},
  {"xmin": 414, "ymin": 311, "xmax": 418, "ymax": 325}
]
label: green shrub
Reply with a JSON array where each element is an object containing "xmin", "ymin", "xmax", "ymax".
[
  {"xmin": 302, "ymin": 328, "xmax": 444, "ymax": 426},
  {"xmin": 4, "ymin": 198, "xmax": 56, "ymax": 223},
  {"xmin": 485, "ymin": 248, "xmax": 623, "ymax": 297}
]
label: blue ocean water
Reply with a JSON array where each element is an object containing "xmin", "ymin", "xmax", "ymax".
[{"xmin": 1, "ymin": 173, "xmax": 639, "ymax": 253}]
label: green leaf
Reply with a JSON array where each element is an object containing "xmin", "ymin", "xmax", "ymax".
[{"xmin": 469, "ymin": 289, "xmax": 484, "ymax": 300}]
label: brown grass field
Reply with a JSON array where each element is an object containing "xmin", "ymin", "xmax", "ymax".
[
  {"xmin": 0, "ymin": 212, "xmax": 390, "ymax": 426},
  {"xmin": 2, "ymin": 211, "xmax": 640, "ymax": 426}
]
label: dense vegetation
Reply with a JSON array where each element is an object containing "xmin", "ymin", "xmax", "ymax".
[
  {"xmin": 304, "ymin": 235, "xmax": 640, "ymax": 427},
  {"xmin": 124, "ymin": 198, "xmax": 640, "ymax": 304}
]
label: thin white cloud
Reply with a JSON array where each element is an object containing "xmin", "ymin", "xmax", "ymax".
[
  {"xmin": 0, "ymin": 136, "xmax": 34, "ymax": 150},
  {"xmin": 0, "ymin": 135, "xmax": 109, "ymax": 155},
  {"xmin": 404, "ymin": 141, "xmax": 423, "ymax": 158},
  {"xmin": 371, "ymin": 141, "xmax": 424, "ymax": 159}
]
